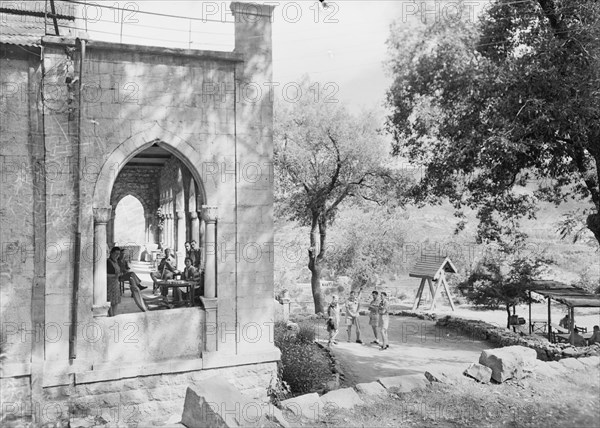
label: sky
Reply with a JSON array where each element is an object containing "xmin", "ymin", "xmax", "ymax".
[{"xmin": 75, "ymin": 0, "xmax": 419, "ymax": 111}]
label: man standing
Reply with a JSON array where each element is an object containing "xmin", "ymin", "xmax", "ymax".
[
  {"xmin": 190, "ymin": 240, "xmax": 202, "ymax": 269},
  {"xmin": 378, "ymin": 292, "xmax": 390, "ymax": 350},
  {"xmin": 368, "ymin": 290, "xmax": 380, "ymax": 345},
  {"xmin": 150, "ymin": 248, "xmax": 179, "ymax": 295},
  {"xmin": 346, "ymin": 289, "xmax": 362, "ymax": 344}
]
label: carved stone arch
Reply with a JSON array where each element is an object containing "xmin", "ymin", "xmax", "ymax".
[
  {"xmin": 92, "ymin": 124, "xmax": 208, "ymax": 210},
  {"xmin": 111, "ymin": 192, "xmax": 150, "ymax": 217},
  {"xmin": 91, "ymin": 125, "xmax": 210, "ymax": 317}
]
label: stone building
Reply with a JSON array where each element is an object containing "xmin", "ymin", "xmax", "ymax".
[{"xmin": 0, "ymin": 1, "xmax": 278, "ymax": 424}]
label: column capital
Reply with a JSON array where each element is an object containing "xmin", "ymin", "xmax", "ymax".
[
  {"xmin": 176, "ymin": 210, "xmax": 186, "ymax": 219},
  {"xmin": 189, "ymin": 211, "xmax": 198, "ymax": 220},
  {"xmin": 201, "ymin": 205, "xmax": 218, "ymax": 223},
  {"xmin": 92, "ymin": 303, "xmax": 110, "ymax": 318},
  {"xmin": 93, "ymin": 207, "xmax": 112, "ymax": 224}
]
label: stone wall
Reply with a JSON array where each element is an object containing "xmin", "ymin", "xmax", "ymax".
[
  {"xmin": 2, "ymin": 362, "xmax": 277, "ymax": 426},
  {"xmin": 394, "ymin": 311, "xmax": 600, "ymax": 361},
  {"xmin": 1, "ymin": 3, "xmax": 279, "ymax": 425},
  {"xmin": 111, "ymin": 165, "xmax": 161, "ymax": 217}
]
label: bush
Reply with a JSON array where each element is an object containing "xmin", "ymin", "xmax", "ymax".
[
  {"xmin": 296, "ymin": 322, "xmax": 317, "ymax": 344},
  {"xmin": 273, "ymin": 321, "xmax": 332, "ymax": 396}
]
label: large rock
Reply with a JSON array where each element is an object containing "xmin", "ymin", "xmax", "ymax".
[
  {"xmin": 181, "ymin": 376, "xmax": 267, "ymax": 427},
  {"xmin": 320, "ymin": 388, "xmax": 364, "ymax": 410},
  {"xmin": 463, "ymin": 363, "xmax": 492, "ymax": 383},
  {"xmin": 280, "ymin": 393, "xmax": 323, "ymax": 422},
  {"xmin": 558, "ymin": 358, "xmax": 585, "ymax": 371},
  {"xmin": 355, "ymin": 382, "xmax": 388, "ymax": 398},
  {"xmin": 424, "ymin": 365, "xmax": 462, "ymax": 385},
  {"xmin": 378, "ymin": 374, "xmax": 430, "ymax": 393},
  {"xmin": 479, "ymin": 346, "xmax": 537, "ymax": 383},
  {"xmin": 578, "ymin": 356, "xmax": 600, "ymax": 368}
]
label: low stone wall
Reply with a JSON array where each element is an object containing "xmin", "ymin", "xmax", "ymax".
[
  {"xmin": 392, "ymin": 311, "xmax": 600, "ymax": 361},
  {"xmin": 1, "ymin": 362, "xmax": 277, "ymax": 426}
]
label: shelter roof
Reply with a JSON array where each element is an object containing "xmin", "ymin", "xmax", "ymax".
[
  {"xmin": 529, "ymin": 280, "xmax": 600, "ymax": 308},
  {"xmin": 409, "ymin": 254, "xmax": 457, "ymax": 280}
]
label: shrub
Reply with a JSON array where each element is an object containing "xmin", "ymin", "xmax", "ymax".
[
  {"xmin": 295, "ymin": 322, "xmax": 317, "ymax": 344},
  {"xmin": 273, "ymin": 321, "xmax": 332, "ymax": 396}
]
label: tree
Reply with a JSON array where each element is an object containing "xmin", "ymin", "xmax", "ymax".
[
  {"xmin": 326, "ymin": 207, "xmax": 407, "ymax": 289},
  {"xmin": 274, "ymin": 79, "xmax": 408, "ymax": 313},
  {"xmin": 458, "ymin": 241, "xmax": 552, "ymax": 328},
  {"xmin": 386, "ymin": 0, "xmax": 600, "ymax": 245}
]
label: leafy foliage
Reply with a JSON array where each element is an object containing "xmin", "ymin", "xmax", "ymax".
[
  {"xmin": 458, "ymin": 239, "xmax": 552, "ymax": 327},
  {"xmin": 326, "ymin": 207, "xmax": 407, "ymax": 288},
  {"xmin": 273, "ymin": 321, "xmax": 332, "ymax": 396},
  {"xmin": 275, "ymin": 77, "xmax": 410, "ymax": 313},
  {"xmin": 386, "ymin": 0, "xmax": 600, "ymax": 245}
]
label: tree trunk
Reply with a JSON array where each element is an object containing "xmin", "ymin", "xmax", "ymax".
[
  {"xmin": 308, "ymin": 212, "xmax": 325, "ymax": 314},
  {"xmin": 506, "ymin": 303, "xmax": 512, "ymax": 329},
  {"xmin": 309, "ymin": 253, "xmax": 324, "ymax": 314},
  {"xmin": 586, "ymin": 212, "xmax": 600, "ymax": 246}
]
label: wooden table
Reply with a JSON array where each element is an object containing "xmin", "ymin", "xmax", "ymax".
[{"xmin": 156, "ymin": 279, "xmax": 197, "ymax": 307}]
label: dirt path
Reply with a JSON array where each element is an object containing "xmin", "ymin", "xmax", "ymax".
[{"xmin": 320, "ymin": 315, "xmax": 495, "ymax": 385}]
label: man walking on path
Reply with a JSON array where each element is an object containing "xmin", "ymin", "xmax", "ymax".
[
  {"xmin": 346, "ymin": 289, "xmax": 363, "ymax": 344},
  {"xmin": 368, "ymin": 290, "xmax": 380, "ymax": 345},
  {"xmin": 378, "ymin": 292, "xmax": 390, "ymax": 350}
]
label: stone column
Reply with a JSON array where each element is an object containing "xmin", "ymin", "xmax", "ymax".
[
  {"xmin": 166, "ymin": 212, "xmax": 172, "ymax": 250},
  {"xmin": 190, "ymin": 211, "xmax": 200, "ymax": 245},
  {"xmin": 201, "ymin": 205, "xmax": 218, "ymax": 299},
  {"xmin": 93, "ymin": 207, "xmax": 112, "ymax": 317},
  {"xmin": 176, "ymin": 210, "xmax": 186, "ymax": 269}
]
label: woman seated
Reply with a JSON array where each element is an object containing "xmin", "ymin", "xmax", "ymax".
[
  {"xmin": 118, "ymin": 248, "xmax": 147, "ymax": 292},
  {"xmin": 174, "ymin": 257, "xmax": 204, "ymax": 304}
]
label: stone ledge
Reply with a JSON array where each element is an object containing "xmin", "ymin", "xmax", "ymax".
[{"xmin": 201, "ymin": 349, "xmax": 281, "ymax": 370}]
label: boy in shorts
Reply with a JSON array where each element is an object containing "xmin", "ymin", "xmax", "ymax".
[{"xmin": 368, "ymin": 290, "xmax": 380, "ymax": 345}]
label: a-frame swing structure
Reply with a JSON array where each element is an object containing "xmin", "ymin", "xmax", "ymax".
[{"xmin": 409, "ymin": 254, "xmax": 457, "ymax": 311}]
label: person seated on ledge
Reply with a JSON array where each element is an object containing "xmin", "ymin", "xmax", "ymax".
[
  {"xmin": 118, "ymin": 248, "xmax": 147, "ymax": 293},
  {"xmin": 150, "ymin": 248, "xmax": 180, "ymax": 296},
  {"xmin": 588, "ymin": 325, "xmax": 600, "ymax": 345},
  {"xmin": 568, "ymin": 329, "xmax": 586, "ymax": 347},
  {"xmin": 559, "ymin": 313, "xmax": 571, "ymax": 329}
]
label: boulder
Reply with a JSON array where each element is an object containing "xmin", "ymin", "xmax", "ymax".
[
  {"xmin": 424, "ymin": 365, "xmax": 460, "ymax": 385},
  {"xmin": 181, "ymin": 377, "xmax": 267, "ymax": 428},
  {"xmin": 378, "ymin": 374, "xmax": 430, "ymax": 393},
  {"xmin": 558, "ymin": 358, "xmax": 585, "ymax": 371},
  {"xmin": 479, "ymin": 346, "xmax": 537, "ymax": 383},
  {"xmin": 530, "ymin": 360, "xmax": 560, "ymax": 378},
  {"xmin": 355, "ymin": 382, "xmax": 388, "ymax": 398},
  {"xmin": 320, "ymin": 387, "xmax": 364, "ymax": 410},
  {"xmin": 463, "ymin": 363, "xmax": 492, "ymax": 383},
  {"xmin": 545, "ymin": 361, "xmax": 569, "ymax": 375},
  {"xmin": 280, "ymin": 393, "xmax": 323, "ymax": 422},
  {"xmin": 578, "ymin": 356, "xmax": 600, "ymax": 368}
]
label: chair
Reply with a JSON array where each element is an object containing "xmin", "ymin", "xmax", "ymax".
[{"xmin": 130, "ymin": 283, "xmax": 171, "ymax": 312}]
